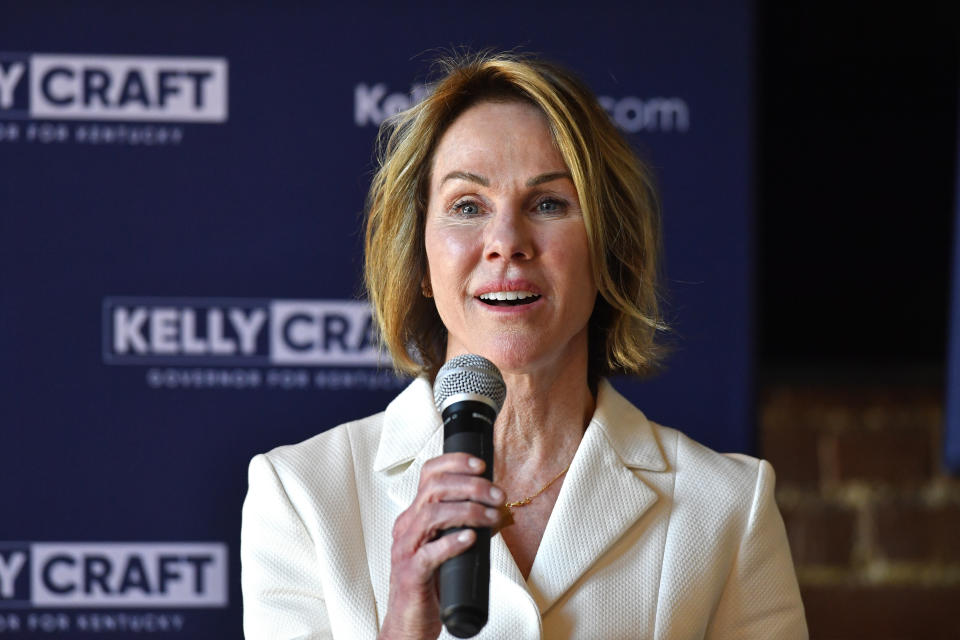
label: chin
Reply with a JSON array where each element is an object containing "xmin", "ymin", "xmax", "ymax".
[
  {"xmin": 473, "ymin": 335, "xmax": 554, "ymax": 376},
  {"xmin": 450, "ymin": 327, "xmax": 587, "ymax": 377}
]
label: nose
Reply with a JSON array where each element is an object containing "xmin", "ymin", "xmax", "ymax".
[{"xmin": 484, "ymin": 207, "xmax": 534, "ymax": 262}]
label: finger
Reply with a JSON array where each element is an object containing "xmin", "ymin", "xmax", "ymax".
[
  {"xmin": 437, "ymin": 476, "xmax": 505, "ymax": 507},
  {"xmin": 420, "ymin": 452, "xmax": 486, "ymax": 478},
  {"xmin": 413, "ymin": 529, "xmax": 478, "ymax": 577},
  {"xmin": 392, "ymin": 502, "xmax": 470, "ymax": 556},
  {"xmin": 416, "ymin": 474, "xmax": 506, "ymax": 507},
  {"xmin": 395, "ymin": 501, "xmax": 500, "ymax": 556},
  {"xmin": 420, "ymin": 502, "xmax": 502, "ymax": 542}
]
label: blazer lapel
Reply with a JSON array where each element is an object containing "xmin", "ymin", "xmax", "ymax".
[
  {"xmin": 526, "ymin": 380, "xmax": 668, "ymax": 615},
  {"xmin": 374, "ymin": 378, "xmax": 445, "ymax": 509}
]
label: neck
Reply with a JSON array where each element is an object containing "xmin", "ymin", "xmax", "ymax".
[{"xmin": 491, "ymin": 351, "xmax": 595, "ymax": 492}]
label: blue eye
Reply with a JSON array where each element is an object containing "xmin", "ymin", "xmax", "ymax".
[
  {"xmin": 537, "ymin": 199, "xmax": 563, "ymax": 213},
  {"xmin": 454, "ymin": 201, "xmax": 480, "ymax": 216}
]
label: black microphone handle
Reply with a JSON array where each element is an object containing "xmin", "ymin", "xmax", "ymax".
[{"xmin": 438, "ymin": 400, "xmax": 495, "ymax": 638}]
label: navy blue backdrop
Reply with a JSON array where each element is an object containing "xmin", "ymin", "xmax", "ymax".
[
  {"xmin": 0, "ymin": 3, "xmax": 751, "ymax": 636},
  {"xmin": 946, "ymin": 92, "xmax": 960, "ymax": 474}
]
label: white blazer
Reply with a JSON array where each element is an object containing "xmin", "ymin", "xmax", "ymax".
[{"xmin": 241, "ymin": 378, "xmax": 808, "ymax": 639}]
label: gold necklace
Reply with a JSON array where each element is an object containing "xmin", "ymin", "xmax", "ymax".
[{"xmin": 505, "ymin": 461, "xmax": 572, "ymax": 511}]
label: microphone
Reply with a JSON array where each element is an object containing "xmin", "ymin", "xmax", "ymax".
[{"xmin": 433, "ymin": 354, "xmax": 506, "ymax": 638}]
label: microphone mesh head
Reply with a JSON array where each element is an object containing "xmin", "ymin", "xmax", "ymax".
[{"xmin": 433, "ymin": 354, "xmax": 506, "ymax": 413}]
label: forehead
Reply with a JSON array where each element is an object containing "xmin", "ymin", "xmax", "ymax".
[{"xmin": 429, "ymin": 100, "xmax": 567, "ymax": 185}]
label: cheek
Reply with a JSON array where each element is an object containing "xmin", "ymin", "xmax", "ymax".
[
  {"xmin": 425, "ymin": 230, "xmax": 472, "ymax": 333},
  {"xmin": 549, "ymin": 228, "xmax": 595, "ymax": 286},
  {"xmin": 425, "ymin": 224, "xmax": 479, "ymax": 281}
]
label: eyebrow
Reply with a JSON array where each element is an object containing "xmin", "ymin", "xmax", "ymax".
[
  {"xmin": 440, "ymin": 171, "xmax": 489, "ymax": 187},
  {"xmin": 439, "ymin": 170, "xmax": 572, "ymax": 188},
  {"xmin": 525, "ymin": 171, "xmax": 572, "ymax": 187}
]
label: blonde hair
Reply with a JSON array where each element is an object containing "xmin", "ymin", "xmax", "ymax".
[{"xmin": 364, "ymin": 52, "xmax": 666, "ymax": 381}]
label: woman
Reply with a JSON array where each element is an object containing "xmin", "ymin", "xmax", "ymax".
[{"xmin": 241, "ymin": 53, "xmax": 807, "ymax": 639}]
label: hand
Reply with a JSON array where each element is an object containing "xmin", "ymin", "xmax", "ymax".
[{"xmin": 378, "ymin": 453, "xmax": 507, "ymax": 640}]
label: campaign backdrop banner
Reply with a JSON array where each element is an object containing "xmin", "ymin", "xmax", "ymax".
[
  {"xmin": 946, "ymin": 92, "xmax": 960, "ymax": 474},
  {"xmin": 0, "ymin": 3, "xmax": 752, "ymax": 636}
]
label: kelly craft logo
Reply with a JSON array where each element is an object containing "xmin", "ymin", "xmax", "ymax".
[
  {"xmin": 102, "ymin": 297, "xmax": 404, "ymax": 391},
  {"xmin": 0, "ymin": 543, "xmax": 227, "ymax": 609},
  {"xmin": 0, "ymin": 54, "xmax": 227, "ymax": 122},
  {"xmin": 103, "ymin": 297, "xmax": 381, "ymax": 366},
  {"xmin": 0, "ymin": 53, "xmax": 227, "ymax": 146}
]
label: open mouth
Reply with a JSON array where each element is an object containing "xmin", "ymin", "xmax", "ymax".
[{"xmin": 477, "ymin": 291, "xmax": 541, "ymax": 307}]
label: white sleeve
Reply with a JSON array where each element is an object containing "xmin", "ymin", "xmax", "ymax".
[
  {"xmin": 706, "ymin": 459, "xmax": 809, "ymax": 639},
  {"xmin": 241, "ymin": 453, "xmax": 332, "ymax": 639}
]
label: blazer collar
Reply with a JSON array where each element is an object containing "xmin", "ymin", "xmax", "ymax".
[
  {"xmin": 373, "ymin": 377, "xmax": 442, "ymax": 473},
  {"xmin": 590, "ymin": 379, "xmax": 668, "ymax": 472},
  {"xmin": 373, "ymin": 378, "xmax": 667, "ymax": 473}
]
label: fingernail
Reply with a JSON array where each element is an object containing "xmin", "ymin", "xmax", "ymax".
[
  {"xmin": 457, "ymin": 530, "xmax": 472, "ymax": 543},
  {"xmin": 485, "ymin": 508, "xmax": 499, "ymax": 520},
  {"xmin": 490, "ymin": 487, "xmax": 504, "ymax": 502},
  {"xmin": 468, "ymin": 457, "xmax": 483, "ymax": 470}
]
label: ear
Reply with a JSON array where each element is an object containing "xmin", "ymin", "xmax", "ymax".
[{"xmin": 421, "ymin": 274, "xmax": 433, "ymax": 298}]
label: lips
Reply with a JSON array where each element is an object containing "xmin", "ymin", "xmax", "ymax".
[
  {"xmin": 474, "ymin": 281, "xmax": 543, "ymax": 307},
  {"xmin": 478, "ymin": 290, "xmax": 541, "ymax": 306}
]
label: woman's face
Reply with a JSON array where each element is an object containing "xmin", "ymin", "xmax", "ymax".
[{"xmin": 425, "ymin": 100, "xmax": 597, "ymax": 375}]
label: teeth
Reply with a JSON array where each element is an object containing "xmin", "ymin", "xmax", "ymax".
[{"xmin": 479, "ymin": 291, "xmax": 538, "ymax": 301}]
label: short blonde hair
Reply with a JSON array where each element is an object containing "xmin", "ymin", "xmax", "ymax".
[{"xmin": 364, "ymin": 52, "xmax": 666, "ymax": 381}]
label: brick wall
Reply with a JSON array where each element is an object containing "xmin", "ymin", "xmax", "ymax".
[{"xmin": 761, "ymin": 385, "xmax": 960, "ymax": 639}]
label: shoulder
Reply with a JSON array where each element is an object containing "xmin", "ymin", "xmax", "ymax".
[
  {"xmin": 660, "ymin": 423, "xmax": 769, "ymax": 500},
  {"xmin": 596, "ymin": 379, "xmax": 769, "ymax": 490},
  {"xmin": 651, "ymin": 421, "xmax": 778, "ymax": 548},
  {"xmin": 260, "ymin": 410, "xmax": 385, "ymax": 485},
  {"xmin": 248, "ymin": 376, "xmax": 437, "ymax": 502},
  {"xmin": 242, "ymin": 411, "xmax": 386, "ymax": 540},
  {"xmin": 595, "ymin": 380, "xmax": 773, "ymax": 527}
]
